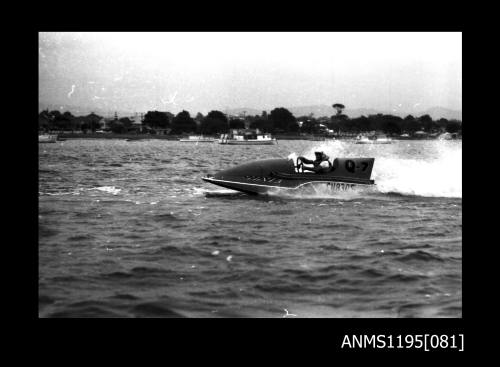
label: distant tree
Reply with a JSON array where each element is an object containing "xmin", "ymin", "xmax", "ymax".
[
  {"xmin": 269, "ymin": 107, "xmax": 298, "ymax": 132},
  {"xmin": 200, "ymin": 117, "xmax": 228, "ymax": 134},
  {"xmin": 349, "ymin": 116, "xmax": 371, "ymax": 132},
  {"xmin": 199, "ymin": 110, "xmax": 229, "ymax": 134},
  {"xmin": 229, "ymin": 118, "xmax": 245, "ymax": 130},
  {"xmin": 300, "ymin": 119, "xmax": 312, "ymax": 134},
  {"xmin": 206, "ymin": 110, "xmax": 228, "ymax": 124},
  {"xmin": 195, "ymin": 112, "xmax": 204, "ymax": 122},
  {"xmin": 327, "ymin": 118, "xmax": 339, "ymax": 132},
  {"xmin": 418, "ymin": 114, "xmax": 435, "ymax": 132},
  {"xmin": 143, "ymin": 111, "xmax": 170, "ymax": 129},
  {"xmin": 250, "ymin": 118, "xmax": 274, "ymax": 132},
  {"xmin": 380, "ymin": 115, "xmax": 403, "ymax": 134},
  {"xmin": 171, "ymin": 110, "xmax": 197, "ymax": 133},
  {"xmin": 332, "ymin": 103, "xmax": 345, "ymax": 115},
  {"xmin": 402, "ymin": 114, "xmax": 420, "ymax": 133},
  {"xmin": 69, "ymin": 114, "xmax": 83, "ymax": 132},
  {"xmin": 51, "ymin": 110, "xmax": 74, "ymax": 131},
  {"xmin": 108, "ymin": 120, "xmax": 127, "ymax": 133},
  {"xmin": 39, "ymin": 110, "xmax": 52, "ymax": 132},
  {"xmin": 108, "ymin": 117, "xmax": 131, "ymax": 133},
  {"xmin": 326, "ymin": 112, "xmax": 351, "ymax": 133},
  {"xmin": 365, "ymin": 114, "xmax": 401, "ymax": 133},
  {"xmin": 446, "ymin": 120, "xmax": 461, "ymax": 134},
  {"xmin": 419, "ymin": 114, "xmax": 432, "ymax": 124},
  {"xmin": 437, "ymin": 118, "xmax": 449, "ymax": 130},
  {"xmin": 49, "ymin": 110, "xmax": 62, "ymax": 119},
  {"xmin": 62, "ymin": 111, "xmax": 74, "ymax": 120},
  {"xmin": 87, "ymin": 112, "xmax": 103, "ymax": 132},
  {"xmin": 288, "ymin": 120, "xmax": 300, "ymax": 133},
  {"xmin": 119, "ymin": 117, "xmax": 132, "ymax": 126},
  {"xmin": 330, "ymin": 112, "xmax": 349, "ymax": 128},
  {"xmin": 300, "ymin": 119, "xmax": 321, "ymax": 134},
  {"xmin": 80, "ymin": 123, "xmax": 88, "ymax": 133},
  {"xmin": 383, "ymin": 120, "xmax": 402, "ymax": 135}
]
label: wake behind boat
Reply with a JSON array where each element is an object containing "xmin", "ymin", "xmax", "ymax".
[{"xmin": 202, "ymin": 155, "xmax": 375, "ymax": 195}]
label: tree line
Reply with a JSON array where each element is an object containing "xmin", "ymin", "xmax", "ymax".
[{"xmin": 39, "ymin": 105, "xmax": 462, "ymax": 136}]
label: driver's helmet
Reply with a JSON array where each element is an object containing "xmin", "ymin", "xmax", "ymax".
[{"xmin": 314, "ymin": 151, "xmax": 328, "ymax": 160}]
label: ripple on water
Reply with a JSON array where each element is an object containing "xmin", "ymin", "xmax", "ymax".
[
  {"xmin": 395, "ymin": 250, "xmax": 445, "ymax": 264},
  {"xmin": 38, "ymin": 139, "xmax": 462, "ymax": 317},
  {"xmin": 131, "ymin": 302, "xmax": 186, "ymax": 317}
]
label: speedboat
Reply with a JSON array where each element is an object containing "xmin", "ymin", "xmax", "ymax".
[{"xmin": 202, "ymin": 156, "xmax": 375, "ymax": 195}]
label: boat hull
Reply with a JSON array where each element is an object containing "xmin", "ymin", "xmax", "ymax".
[
  {"xmin": 202, "ymin": 157, "xmax": 375, "ymax": 195},
  {"xmin": 356, "ymin": 140, "xmax": 392, "ymax": 144},
  {"xmin": 219, "ymin": 139, "xmax": 277, "ymax": 145},
  {"xmin": 39, "ymin": 135, "xmax": 57, "ymax": 143},
  {"xmin": 202, "ymin": 176, "xmax": 371, "ymax": 195},
  {"xmin": 179, "ymin": 139, "xmax": 216, "ymax": 143}
]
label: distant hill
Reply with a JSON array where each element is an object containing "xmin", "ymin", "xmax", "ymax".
[
  {"xmin": 226, "ymin": 105, "xmax": 385, "ymax": 118},
  {"xmin": 226, "ymin": 105, "xmax": 462, "ymax": 120},
  {"xmin": 39, "ymin": 102, "xmax": 461, "ymax": 121},
  {"xmin": 287, "ymin": 105, "xmax": 335, "ymax": 117},
  {"xmin": 38, "ymin": 102, "xmax": 136, "ymax": 118},
  {"xmin": 224, "ymin": 107, "xmax": 263, "ymax": 117},
  {"xmin": 288, "ymin": 105, "xmax": 382, "ymax": 119},
  {"xmin": 286, "ymin": 105, "xmax": 462, "ymax": 120},
  {"xmin": 420, "ymin": 107, "xmax": 462, "ymax": 121}
]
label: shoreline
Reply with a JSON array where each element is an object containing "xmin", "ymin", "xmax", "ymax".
[{"xmin": 53, "ymin": 133, "xmax": 460, "ymax": 141}]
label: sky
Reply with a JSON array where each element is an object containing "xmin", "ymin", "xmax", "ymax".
[{"xmin": 39, "ymin": 32, "xmax": 462, "ymax": 116}]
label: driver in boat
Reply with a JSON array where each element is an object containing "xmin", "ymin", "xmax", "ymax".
[{"xmin": 298, "ymin": 151, "xmax": 332, "ymax": 173}]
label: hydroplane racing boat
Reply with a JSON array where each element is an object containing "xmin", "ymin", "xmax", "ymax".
[{"xmin": 202, "ymin": 156, "xmax": 375, "ymax": 195}]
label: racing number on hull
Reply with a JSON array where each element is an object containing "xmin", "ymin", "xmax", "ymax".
[
  {"xmin": 327, "ymin": 182, "xmax": 355, "ymax": 191},
  {"xmin": 345, "ymin": 160, "xmax": 355, "ymax": 173},
  {"xmin": 345, "ymin": 160, "xmax": 369, "ymax": 172}
]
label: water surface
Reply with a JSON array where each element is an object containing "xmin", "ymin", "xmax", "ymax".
[{"xmin": 39, "ymin": 139, "xmax": 462, "ymax": 317}]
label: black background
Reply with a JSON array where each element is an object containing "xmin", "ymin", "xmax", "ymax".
[{"xmin": 7, "ymin": 2, "xmax": 476, "ymax": 358}]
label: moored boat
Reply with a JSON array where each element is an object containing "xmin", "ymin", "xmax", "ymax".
[
  {"xmin": 355, "ymin": 134, "xmax": 392, "ymax": 144},
  {"xmin": 219, "ymin": 129, "xmax": 277, "ymax": 145},
  {"xmin": 437, "ymin": 132, "xmax": 459, "ymax": 140},
  {"xmin": 39, "ymin": 134, "xmax": 58, "ymax": 143},
  {"xmin": 374, "ymin": 134, "xmax": 392, "ymax": 144},
  {"xmin": 355, "ymin": 135, "xmax": 371, "ymax": 144},
  {"xmin": 179, "ymin": 135, "xmax": 216, "ymax": 143}
]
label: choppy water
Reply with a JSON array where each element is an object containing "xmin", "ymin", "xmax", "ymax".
[{"xmin": 39, "ymin": 139, "xmax": 462, "ymax": 317}]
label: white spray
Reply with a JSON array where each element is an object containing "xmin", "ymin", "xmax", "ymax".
[
  {"xmin": 372, "ymin": 143, "xmax": 462, "ymax": 198},
  {"xmin": 288, "ymin": 140, "xmax": 461, "ymax": 199}
]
